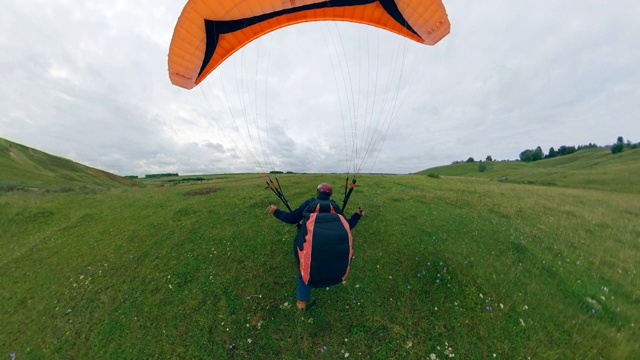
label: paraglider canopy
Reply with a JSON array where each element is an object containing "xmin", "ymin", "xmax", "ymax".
[{"xmin": 168, "ymin": 0, "xmax": 450, "ymax": 90}]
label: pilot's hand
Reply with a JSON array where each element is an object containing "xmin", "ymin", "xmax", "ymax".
[{"xmin": 266, "ymin": 203, "xmax": 278, "ymax": 214}]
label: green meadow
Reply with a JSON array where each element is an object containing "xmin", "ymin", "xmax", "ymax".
[{"xmin": 1, "ymin": 140, "xmax": 639, "ymax": 359}]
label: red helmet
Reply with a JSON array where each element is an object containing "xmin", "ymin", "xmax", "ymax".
[{"xmin": 317, "ymin": 182, "xmax": 333, "ymax": 195}]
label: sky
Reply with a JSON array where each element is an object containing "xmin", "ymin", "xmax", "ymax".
[{"xmin": 1, "ymin": 0, "xmax": 639, "ymax": 176}]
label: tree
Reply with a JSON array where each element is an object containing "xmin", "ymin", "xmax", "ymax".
[
  {"xmin": 557, "ymin": 145, "xmax": 577, "ymax": 156},
  {"xmin": 466, "ymin": 157, "xmax": 475, "ymax": 163},
  {"xmin": 485, "ymin": 155, "xmax": 493, "ymax": 162},
  {"xmin": 533, "ymin": 146, "xmax": 544, "ymax": 161},
  {"xmin": 519, "ymin": 146, "xmax": 544, "ymax": 162},
  {"xmin": 547, "ymin": 147, "xmax": 557, "ymax": 158},
  {"xmin": 611, "ymin": 136, "xmax": 625, "ymax": 154},
  {"xmin": 519, "ymin": 149, "xmax": 534, "ymax": 162}
]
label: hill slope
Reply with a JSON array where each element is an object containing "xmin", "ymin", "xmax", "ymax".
[
  {"xmin": 416, "ymin": 147, "xmax": 640, "ymax": 194},
  {"xmin": 0, "ymin": 137, "xmax": 137, "ymax": 190}
]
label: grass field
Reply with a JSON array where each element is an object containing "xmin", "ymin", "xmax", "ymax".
[{"xmin": 1, "ymin": 146, "xmax": 639, "ymax": 358}]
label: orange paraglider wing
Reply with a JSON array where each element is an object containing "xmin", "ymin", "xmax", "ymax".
[{"xmin": 168, "ymin": 0, "xmax": 450, "ymax": 90}]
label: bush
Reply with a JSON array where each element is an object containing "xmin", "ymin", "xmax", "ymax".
[
  {"xmin": 478, "ymin": 163, "xmax": 487, "ymax": 172},
  {"xmin": 0, "ymin": 183, "xmax": 18, "ymax": 192},
  {"xmin": 611, "ymin": 142, "xmax": 624, "ymax": 154}
]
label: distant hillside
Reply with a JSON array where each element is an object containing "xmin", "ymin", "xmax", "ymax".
[
  {"xmin": 0, "ymin": 137, "xmax": 137, "ymax": 190},
  {"xmin": 416, "ymin": 147, "xmax": 640, "ymax": 194}
]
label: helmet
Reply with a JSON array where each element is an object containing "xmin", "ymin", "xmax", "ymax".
[{"xmin": 317, "ymin": 182, "xmax": 333, "ymax": 195}]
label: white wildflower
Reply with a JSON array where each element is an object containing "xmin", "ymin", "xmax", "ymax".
[
  {"xmin": 444, "ymin": 344, "xmax": 455, "ymax": 358},
  {"xmin": 280, "ymin": 302, "xmax": 292, "ymax": 309}
]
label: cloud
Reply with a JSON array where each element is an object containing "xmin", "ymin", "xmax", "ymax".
[{"xmin": 1, "ymin": 0, "xmax": 639, "ymax": 176}]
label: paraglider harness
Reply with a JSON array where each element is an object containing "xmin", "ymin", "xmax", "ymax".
[
  {"xmin": 265, "ymin": 176, "xmax": 357, "ymax": 287},
  {"xmin": 294, "ymin": 198, "xmax": 353, "ymax": 287}
]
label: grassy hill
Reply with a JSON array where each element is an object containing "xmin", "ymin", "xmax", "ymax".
[
  {"xmin": 1, "ymin": 146, "xmax": 638, "ymax": 358},
  {"xmin": 0, "ymin": 137, "xmax": 137, "ymax": 190},
  {"xmin": 416, "ymin": 147, "xmax": 640, "ymax": 194}
]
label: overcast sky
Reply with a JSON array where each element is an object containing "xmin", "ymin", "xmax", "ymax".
[{"xmin": 1, "ymin": 1, "xmax": 639, "ymax": 176}]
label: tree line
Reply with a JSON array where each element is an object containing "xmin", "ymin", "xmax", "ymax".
[
  {"xmin": 144, "ymin": 173, "xmax": 179, "ymax": 178},
  {"xmin": 453, "ymin": 136, "xmax": 638, "ymax": 165},
  {"xmin": 519, "ymin": 136, "xmax": 638, "ymax": 162},
  {"xmin": 518, "ymin": 143, "xmax": 596, "ymax": 162}
]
